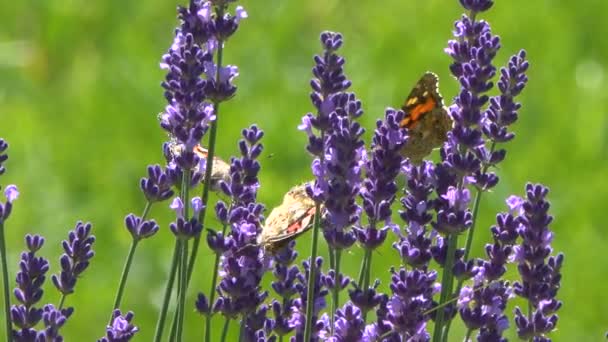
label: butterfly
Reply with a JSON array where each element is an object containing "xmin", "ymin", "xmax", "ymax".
[
  {"xmin": 399, "ymin": 72, "xmax": 452, "ymax": 164},
  {"xmin": 192, "ymin": 145, "xmax": 231, "ymax": 193},
  {"xmin": 257, "ymin": 182, "xmax": 319, "ymax": 254},
  {"xmin": 169, "ymin": 141, "xmax": 232, "ymax": 193}
]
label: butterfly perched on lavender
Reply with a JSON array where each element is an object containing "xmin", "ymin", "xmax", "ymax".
[
  {"xmin": 257, "ymin": 182, "xmax": 319, "ymax": 254},
  {"xmin": 398, "ymin": 72, "xmax": 452, "ymax": 163}
]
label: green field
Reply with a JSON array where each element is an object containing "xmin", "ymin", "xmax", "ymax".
[{"xmin": 1, "ymin": 0, "xmax": 606, "ymax": 340}]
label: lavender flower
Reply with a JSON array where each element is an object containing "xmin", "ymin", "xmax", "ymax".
[
  {"xmin": 139, "ymin": 164, "xmax": 174, "ymax": 203},
  {"xmin": 395, "ymin": 161, "xmax": 436, "ymax": 270},
  {"xmin": 51, "ymin": 222, "xmax": 95, "ymax": 296},
  {"xmin": 428, "ymin": 0, "xmax": 530, "ymax": 336},
  {"xmin": 513, "ymin": 184, "xmax": 563, "ymax": 340},
  {"xmin": 357, "ymin": 108, "xmax": 407, "ymax": 251},
  {"xmin": 211, "ymin": 126, "xmax": 269, "ymax": 334},
  {"xmin": 98, "ymin": 310, "xmax": 138, "ymax": 342},
  {"xmin": 37, "ymin": 304, "xmax": 73, "ymax": 342},
  {"xmin": 11, "ymin": 235, "xmax": 50, "ymax": 340},
  {"xmin": 169, "ymin": 197, "xmax": 203, "ymax": 239},
  {"xmin": 299, "ymin": 31, "xmax": 353, "ymax": 204},
  {"xmin": 0, "ymin": 184, "xmax": 18, "ymax": 223},
  {"xmin": 384, "ymin": 267, "xmax": 439, "ymax": 341},
  {"xmin": 124, "ymin": 214, "xmax": 160, "ymax": 241},
  {"xmin": 456, "ymin": 197, "xmax": 520, "ymax": 339},
  {"xmin": 327, "ymin": 303, "xmax": 365, "ymax": 341},
  {"xmin": 269, "ymin": 240, "xmax": 300, "ymax": 337}
]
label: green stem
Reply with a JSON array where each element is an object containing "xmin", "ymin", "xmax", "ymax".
[
  {"xmin": 58, "ymin": 294, "xmax": 67, "ymax": 310},
  {"xmin": 432, "ymin": 234, "xmax": 458, "ymax": 342},
  {"xmin": 220, "ymin": 318, "xmax": 231, "ymax": 342},
  {"xmin": 168, "ymin": 240, "xmax": 184, "ymax": 342},
  {"xmin": 111, "ymin": 201, "xmax": 151, "ymax": 318},
  {"xmin": 357, "ymin": 249, "xmax": 369, "ymax": 287},
  {"xmin": 0, "ymin": 227, "xmax": 10, "ymax": 341},
  {"xmin": 110, "ymin": 240, "xmax": 139, "ymax": 314},
  {"xmin": 239, "ymin": 317, "xmax": 246, "ymax": 342},
  {"xmin": 176, "ymin": 239, "xmax": 188, "ymax": 342},
  {"xmin": 153, "ymin": 240, "xmax": 180, "ymax": 342},
  {"xmin": 171, "ymin": 166, "xmax": 191, "ymax": 341},
  {"xmin": 205, "ymin": 222, "xmax": 228, "ymax": 342},
  {"xmin": 464, "ymin": 328, "xmax": 472, "ymax": 341},
  {"xmin": 462, "ymin": 142, "xmax": 495, "ymax": 263},
  {"xmin": 361, "ymin": 248, "xmax": 373, "ymax": 323},
  {"xmin": 303, "ymin": 202, "xmax": 322, "ymax": 342},
  {"xmin": 0, "ymin": 222, "xmax": 11, "ymax": 342},
  {"xmin": 330, "ymin": 249, "xmax": 341, "ymax": 335},
  {"xmin": 186, "ymin": 5, "xmax": 226, "ymax": 285}
]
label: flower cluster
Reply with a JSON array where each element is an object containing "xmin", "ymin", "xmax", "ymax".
[
  {"xmin": 98, "ymin": 310, "xmax": 139, "ymax": 342},
  {"xmin": 269, "ymin": 241, "xmax": 300, "ymax": 337},
  {"xmin": 513, "ymin": 184, "xmax": 563, "ymax": 340},
  {"xmin": 10, "ymin": 235, "xmax": 76, "ymax": 341},
  {"xmin": 0, "ymin": 1, "xmax": 566, "ymax": 341},
  {"xmin": 11, "ymin": 235, "xmax": 50, "ymax": 340},
  {"xmin": 52, "ymin": 222, "xmax": 96, "ymax": 296},
  {"xmin": 202, "ymin": 125, "xmax": 270, "ymax": 338},
  {"xmin": 356, "ymin": 107, "xmax": 408, "ymax": 256}
]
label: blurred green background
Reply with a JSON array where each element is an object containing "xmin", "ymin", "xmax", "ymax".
[{"xmin": 1, "ymin": 0, "xmax": 606, "ymax": 340}]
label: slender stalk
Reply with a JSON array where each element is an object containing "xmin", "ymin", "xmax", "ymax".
[
  {"xmin": 220, "ymin": 318, "xmax": 231, "ymax": 342},
  {"xmin": 464, "ymin": 328, "xmax": 473, "ymax": 341},
  {"xmin": 111, "ymin": 201, "xmax": 152, "ymax": 317},
  {"xmin": 186, "ymin": 7, "xmax": 226, "ymax": 285},
  {"xmin": 442, "ymin": 142, "xmax": 496, "ymax": 340},
  {"xmin": 173, "ymin": 167, "xmax": 191, "ymax": 341},
  {"xmin": 167, "ymin": 241, "xmax": 184, "ymax": 342},
  {"xmin": 58, "ymin": 294, "xmax": 67, "ymax": 310},
  {"xmin": 462, "ymin": 141, "xmax": 495, "ymax": 262},
  {"xmin": 329, "ymin": 249, "xmax": 341, "ymax": 335},
  {"xmin": 357, "ymin": 249, "xmax": 369, "ymax": 287},
  {"xmin": 360, "ymin": 248, "xmax": 373, "ymax": 323},
  {"xmin": 432, "ymin": 234, "xmax": 458, "ymax": 342},
  {"xmin": 239, "ymin": 317, "xmax": 246, "ymax": 341},
  {"xmin": 205, "ymin": 223, "xmax": 228, "ymax": 341},
  {"xmin": 176, "ymin": 239, "xmax": 189, "ymax": 342},
  {"xmin": 303, "ymin": 202, "xmax": 322, "ymax": 342},
  {"xmin": 0, "ymin": 221, "xmax": 11, "ymax": 342},
  {"xmin": 110, "ymin": 240, "xmax": 139, "ymax": 313},
  {"xmin": 153, "ymin": 240, "xmax": 180, "ymax": 342}
]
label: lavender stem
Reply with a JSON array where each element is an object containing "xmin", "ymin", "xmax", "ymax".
[
  {"xmin": 303, "ymin": 201, "xmax": 322, "ymax": 342},
  {"xmin": 111, "ymin": 201, "xmax": 152, "ymax": 317},
  {"xmin": 177, "ymin": 239, "xmax": 189, "ymax": 341},
  {"xmin": 0, "ymin": 221, "xmax": 11, "ymax": 342},
  {"xmin": 205, "ymin": 222, "xmax": 228, "ymax": 342},
  {"xmin": 433, "ymin": 234, "xmax": 458, "ymax": 342},
  {"xmin": 360, "ymin": 248, "xmax": 372, "ymax": 322},
  {"xmin": 153, "ymin": 240, "xmax": 179, "ymax": 342},
  {"xmin": 220, "ymin": 318, "xmax": 231, "ymax": 342},
  {"xmin": 186, "ymin": 9, "xmax": 226, "ymax": 286},
  {"xmin": 330, "ymin": 249, "xmax": 342, "ymax": 334},
  {"xmin": 462, "ymin": 141, "xmax": 496, "ymax": 263}
]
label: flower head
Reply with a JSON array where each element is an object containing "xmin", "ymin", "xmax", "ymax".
[
  {"xmin": 51, "ymin": 222, "xmax": 96, "ymax": 295},
  {"xmin": 210, "ymin": 126, "xmax": 269, "ymax": 333},
  {"xmin": 513, "ymin": 184, "xmax": 563, "ymax": 340},
  {"xmin": 98, "ymin": 310, "xmax": 138, "ymax": 342},
  {"xmin": 11, "ymin": 235, "xmax": 50, "ymax": 338}
]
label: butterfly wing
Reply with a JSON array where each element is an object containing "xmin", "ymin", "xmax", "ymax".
[{"xmin": 400, "ymin": 72, "xmax": 444, "ymax": 129}]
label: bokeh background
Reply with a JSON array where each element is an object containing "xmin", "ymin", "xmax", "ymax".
[{"xmin": 1, "ymin": 0, "xmax": 606, "ymax": 340}]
